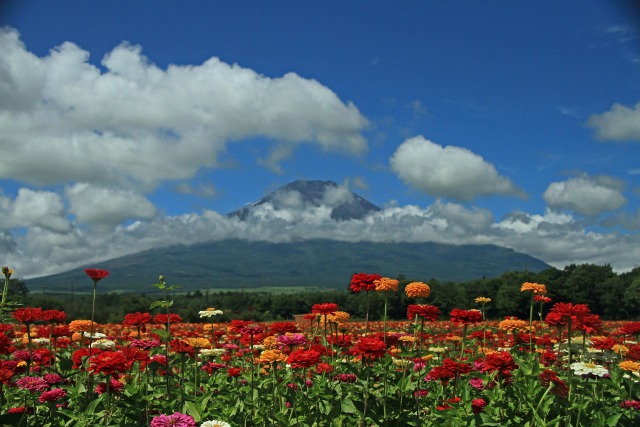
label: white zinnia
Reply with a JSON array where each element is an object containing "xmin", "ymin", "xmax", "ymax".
[{"xmin": 200, "ymin": 420, "xmax": 231, "ymax": 427}]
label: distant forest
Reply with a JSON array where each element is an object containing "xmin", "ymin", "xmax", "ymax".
[{"xmin": 6, "ymin": 263, "xmax": 640, "ymax": 323}]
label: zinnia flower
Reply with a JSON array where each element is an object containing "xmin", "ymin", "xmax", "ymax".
[
  {"xmin": 407, "ymin": 304, "xmax": 439, "ymax": 321},
  {"xmin": 39, "ymin": 388, "xmax": 66, "ymax": 403},
  {"xmin": 311, "ymin": 303, "xmax": 339, "ymax": 316},
  {"xmin": 539, "ymin": 369, "xmax": 568, "ymax": 397},
  {"xmin": 199, "ymin": 308, "xmax": 224, "ymax": 317},
  {"xmin": 619, "ymin": 360, "xmax": 640, "ymax": 372},
  {"xmin": 474, "ymin": 297, "xmax": 491, "ymax": 305},
  {"xmin": 123, "ymin": 312, "xmax": 152, "ymax": 328},
  {"xmin": 12, "ymin": 307, "xmax": 45, "ymax": 324},
  {"xmin": 326, "ymin": 311, "xmax": 350, "ymax": 325},
  {"xmin": 84, "ymin": 268, "xmax": 109, "ymax": 283},
  {"xmin": 201, "ymin": 421, "xmax": 231, "ymax": 427},
  {"xmin": 16, "ymin": 376, "xmax": 49, "ymax": 392},
  {"xmin": 374, "ymin": 277, "xmax": 399, "ymax": 292},
  {"xmin": 545, "ymin": 302, "xmax": 591, "ymax": 327},
  {"xmin": 287, "ymin": 349, "xmax": 322, "ymax": 368},
  {"xmin": 405, "ymin": 282, "xmax": 430, "ymax": 298},
  {"xmin": 89, "ymin": 350, "xmax": 129, "ymax": 375},
  {"xmin": 520, "ymin": 282, "xmax": 547, "ymax": 294},
  {"xmin": 259, "ymin": 349, "xmax": 287, "ymax": 365},
  {"xmin": 450, "ymin": 309, "xmax": 483, "ymax": 325},
  {"xmin": 570, "ymin": 362, "xmax": 609, "ymax": 378},
  {"xmin": 498, "ymin": 317, "xmax": 527, "ymax": 332},
  {"xmin": 349, "ymin": 273, "xmax": 382, "ymax": 293},
  {"xmin": 150, "ymin": 412, "xmax": 196, "ymax": 427},
  {"xmin": 69, "ymin": 320, "xmax": 97, "ymax": 333},
  {"xmin": 350, "ymin": 337, "xmax": 387, "ymax": 360},
  {"xmin": 471, "ymin": 398, "xmax": 487, "ymax": 414},
  {"xmin": 482, "ymin": 351, "xmax": 519, "ymax": 378}
]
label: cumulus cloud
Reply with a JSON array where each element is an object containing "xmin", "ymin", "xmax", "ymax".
[
  {"xmin": 389, "ymin": 136, "xmax": 525, "ymax": 201},
  {"xmin": 543, "ymin": 175, "xmax": 626, "ymax": 216},
  {"xmin": 587, "ymin": 101, "xmax": 640, "ymax": 142},
  {"xmin": 4, "ymin": 198, "xmax": 639, "ymax": 279},
  {"xmin": 0, "ymin": 188, "xmax": 70, "ymax": 233},
  {"xmin": 65, "ymin": 183, "xmax": 157, "ymax": 227},
  {"xmin": 0, "ymin": 28, "xmax": 369, "ymax": 190}
]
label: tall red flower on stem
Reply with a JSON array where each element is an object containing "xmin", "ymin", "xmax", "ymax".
[
  {"xmin": 84, "ymin": 269, "xmax": 110, "ymax": 282},
  {"xmin": 450, "ymin": 309, "xmax": 483, "ymax": 325},
  {"xmin": 349, "ymin": 273, "xmax": 381, "ymax": 335}
]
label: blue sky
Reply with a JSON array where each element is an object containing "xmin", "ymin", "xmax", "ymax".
[{"xmin": 1, "ymin": 1, "xmax": 639, "ymax": 279}]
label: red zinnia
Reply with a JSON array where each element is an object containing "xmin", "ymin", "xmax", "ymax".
[
  {"xmin": 153, "ymin": 313, "xmax": 183, "ymax": 325},
  {"xmin": 84, "ymin": 268, "xmax": 110, "ymax": 282},
  {"xmin": 287, "ymin": 349, "xmax": 322, "ymax": 369},
  {"xmin": 311, "ymin": 303, "xmax": 339, "ymax": 316},
  {"xmin": 42, "ymin": 309, "xmax": 67, "ymax": 323},
  {"xmin": 450, "ymin": 309, "xmax": 483, "ymax": 325},
  {"xmin": 539, "ymin": 369, "xmax": 568, "ymax": 398},
  {"xmin": 12, "ymin": 307, "xmax": 45, "ymax": 324},
  {"xmin": 89, "ymin": 350, "xmax": 128, "ymax": 376},
  {"xmin": 471, "ymin": 398, "xmax": 487, "ymax": 414},
  {"xmin": 123, "ymin": 312, "xmax": 152, "ymax": 328},
  {"xmin": 482, "ymin": 351, "xmax": 519, "ymax": 379},
  {"xmin": 350, "ymin": 337, "xmax": 387, "ymax": 360},
  {"xmin": 407, "ymin": 304, "xmax": 440, "ymax": 321},
  {"xmin": 619, "ymin": 322, "xmax": 640, "ymax": 337},
  {"xmin": 545, "ymin": 302, "xmax": 591, "ymax": 327},
  {"xmin": 349, "ymin": 273, "xmax": 382, "ymax": 293}
]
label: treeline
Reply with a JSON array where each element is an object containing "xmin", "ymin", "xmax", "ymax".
[{"xmin": 7, "ymin": 263, "xmax": 640, "ymax": 323}]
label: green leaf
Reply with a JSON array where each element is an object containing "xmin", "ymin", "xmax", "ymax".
[
  {"xmin": 341, "ymin": 397, "xmax": 361, "ymax": 415},
  {"xmin": 182, "ymin": 401, "xmax": 202, "ymax": 422},
  {"xmin": 606, "ymin": 414, "xmax": 622, "ymax": 426}
]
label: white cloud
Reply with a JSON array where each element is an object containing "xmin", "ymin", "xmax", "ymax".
[
  {"xmin": 389, "ymin": 136, "xmax": 525, "ymax": 201},
  {"xmin": 0, "ymin": 188, "xmax": 70, "ymax": 233},
  {"xmin": 543, "ymin": 175, "xmax": 626, "ymax": 216},
  {"xmin": 587, "ymin": 101, "xmax": 640, "ymax": 142},
  {"xmin": 65, "ymin": 183, "xmax": 157, "ymax": 227},
  {"xmin": 0, "ymin": 28, "xmax": 369, "ymax": 190},
  {"xmin": 6, "ymin": 199, "xmax": 640, "ymax": 279}
]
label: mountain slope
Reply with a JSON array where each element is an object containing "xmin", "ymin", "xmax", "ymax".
[{"xmin": 26, "ymin": 239, "xmax": 550, "ymax": 293}]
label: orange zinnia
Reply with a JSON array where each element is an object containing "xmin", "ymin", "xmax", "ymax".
[
  {"xmin": 520, "ymin": 282, "xmax": 547, "ymax": 294},
  {"xmin": 498, "ymin": 317, "xmax": 527, "ymax": 331},
  {"xmin": 405, "ymin": 282, "xmax": 430, "ymax": 298},
  {"xmin": 374, "ymin": 277, "xmax": 399, "ymax": 292},
  {"xmin": 619, "ymin": 360, "xmax": 640, "ymax": 372},
  {"xmin": 259, "ymin": 349, "xmax": 287, "ymax": 365},
  {"xmin": 69, "ymin": 320, "xmax": 97, "ymax": 333}
]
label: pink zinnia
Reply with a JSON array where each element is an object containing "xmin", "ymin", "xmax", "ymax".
[
  {"xmin": 150, "ymin": 412, "xmax": 196, "ymax": 427},
  {"xmin": 39, "ymin": 388, "xmax": 67, "ymax": 403},
  {"xmin": 16, "ymin": 376, "xmax": 49, "ymax": 392}
]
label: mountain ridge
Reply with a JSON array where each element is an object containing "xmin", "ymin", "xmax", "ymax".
[
  {"xmin": 25, "ymin": 180, "xmax": 551, "ymax": 293},
  {"xmin": 26, "ymin": 238, "xmax": 551, "ymax": 293}
]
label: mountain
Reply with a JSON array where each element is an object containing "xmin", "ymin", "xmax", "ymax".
[
  {"xmin": 26, "ymin": 180, "xmax": 551, "ymax": 293},
  {"xmin": 26, "ymin": 239, "xmax": 550, "ymax": 294},
  {"xmin": 228, "ymin": 180, "xmax": 381, "ymax": 221}
]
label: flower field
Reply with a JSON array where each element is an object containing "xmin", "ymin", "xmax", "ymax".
[{"xmin": 0, "ymin": 270, "xmax": 639, "ymax": 426}]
